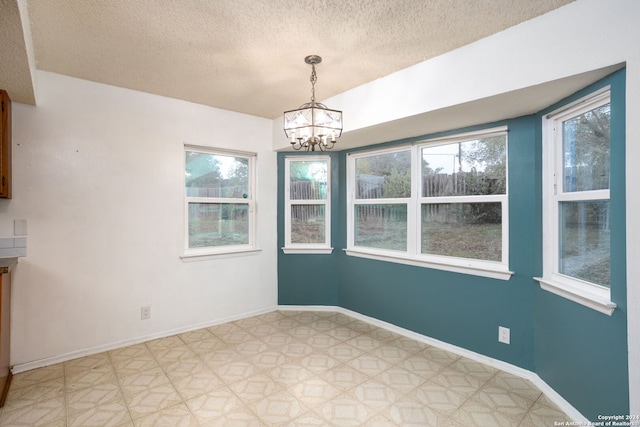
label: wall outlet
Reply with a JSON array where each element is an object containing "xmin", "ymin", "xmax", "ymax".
[
  {"xmin": 498, "ymin": 326, "xmax": 510, "ymax": 344},
  {"xmin": 141, "ymin": 306, "xmax": 151, "ymax": 320}
]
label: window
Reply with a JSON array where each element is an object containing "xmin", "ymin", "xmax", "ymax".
[
  {"xmin": 184, "ymin": 146, "xmax": 256, "ymax": 257},
  {"xmin": 283, "ymin": 156, "xmax": 332, "ymax": 254},
  {"xmin": 537, "ymin": 89, "xmax": 616, "ymax": 315},
  {"xmin": 346, "ymin": 127, "xmax": 511, "ymax": 280}
]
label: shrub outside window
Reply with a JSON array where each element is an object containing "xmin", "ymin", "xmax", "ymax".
[
  {"xmin": 184, "ymin": 146, "xmax": 256, "ymax": 256},
  {"xmin": 537, "ymin": 89, "xmax": 615, "ymax": 315},
  {"xmin": 353, "ymin": 150, "xmax": 411, "ymax": 252},
  {"xmin": 283, "ymin": 156, "xmax": 332, "ymax": 254},
  {"xmin": 346, "ymin": 127, "xmax": 511, "ymax": 280}
]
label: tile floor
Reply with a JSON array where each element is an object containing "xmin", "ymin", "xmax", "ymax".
[{"xmin": 0, "ymin": 310, "xmax": 570, "ymax": 426}]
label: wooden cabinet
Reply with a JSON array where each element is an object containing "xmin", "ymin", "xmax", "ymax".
[
  {"xmin": 0, "ymin": 259, "xmax": 15, "ymax": 407},
  {"xmin": 0, "ymin": 90, "xmax": 12, "ymax": 199}
]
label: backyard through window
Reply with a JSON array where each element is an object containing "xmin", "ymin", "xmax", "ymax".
[
  {"xmin": 185, "ymin": 147, "xmax": 255, "ymax": 253},
  {"xmin": 354, "ymin": 150, "xmax": 410, "ymax": 251},
  {"xmin": 347, "ymin": 128, "xmax": 509, "ymax": 273},
  {"xmin": 556, "ymin": 98, "xmax": 611, "ymax": 287},
  {"xmin": 420, "ymin": 136, "xmax": 506, "ymax": 261},
  {"xmin": 285, "ymin": 157, "xmax": 331, "ymax": 250}
]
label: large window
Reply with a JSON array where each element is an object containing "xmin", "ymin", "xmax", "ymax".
[
  {"xmin": 347, "ymin": 127, "xmax": 510, "ymax": 280},
  {"xmin": 283, "ymin": 156, "xmax": 332, "ymax": 254},
  {"xmin": 538, "ymin": 89, "xmax": 616, "ymax": 315},
  {"xmin": 184, "ymin": 146, "xmax": 256, "ymax": 256}
]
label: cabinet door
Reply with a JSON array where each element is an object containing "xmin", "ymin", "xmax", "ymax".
[{"xmin": 0, "ymin": 90, "xmax": 12, "ymax": 199}]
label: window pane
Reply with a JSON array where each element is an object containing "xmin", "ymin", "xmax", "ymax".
[
  {"xmin": 355, "ymin": 204, "xmax": 407, "ymax": 251},
  {"xmin": 421, "ymin": 203, "xmax": 502, "ymax": 261},
  {"xmin": 422, "ymin": 136, "xmax": 506, "ymax": 197},
  {"xmin": 559, "ymin": 201, "xmax": 610, "ymax": 287},
  {"xmin": 355, "ymin": 151, "xmax": 411, "ymax": 199},
  {"xmin": 289, "ymin": 161, "xmax": 327, "ymax": 200},
  {"xmin": 291, "ymin": 205, "xmax": 325, "ymax": 244},
  {"xmin": 188, "ymin": 203, "xmax": 248, "ymax": 248},
  {"xmin": 562, "ymin": 103, "xmax": 610, "ymax": 192},
  {"xmin": 185, "ymin": 151, "xmax": 249, "ymax": 198}
]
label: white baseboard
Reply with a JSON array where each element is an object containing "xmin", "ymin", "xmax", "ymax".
[
  {"xmin": 11, "ymin": 305, "xmax": 278, "ymax": 374},
  {"xmin": 280, "ymin": 304, "xmax": 588, "ymax": 423}
]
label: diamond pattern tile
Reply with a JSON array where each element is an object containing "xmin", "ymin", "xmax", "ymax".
[
  {"xmin": 1, "ymin": 395, "xmax": 66, "ymax": 426},
  {"xmin": 66, "ymin": 382, "xmax": 131, "ymax": 427},
  {"xmin": 164, "ymin": 357, "xmax": 224, "ymax": 400},
  {"xmin": 110, "ymin": 344, "xmax": 159, "ymax": 378},
  {"xmin": 133, "ymin": 403, "xmax": 198, "ymax": 427},
  {"xmin": 250, "ymin": 390, "xmax": 308, "ymax": 424},
  {"xmin": 228, "ymin": 373, "xmax": 282, "ymax": 404},
  {"xmin": 185, "ymin": 385, "xmax": 246, "ymax": 423},
  {"xmin": 4, "ymin": 377, "xmax": 64, "ymax": 410},
  {"xmin": 0, "ymin": 310, "xmax": 572, "ymax": 426},
  {"xmin": 119, "ymin": 367, "xmax": 182, "ymax": 419},
  {"xmin": 317, "ymin": 393, "xmax": 375, "ymax": 427},
  {"xmin": 382, "ymin": 395, "xmax": 448, "ymax": 426}
]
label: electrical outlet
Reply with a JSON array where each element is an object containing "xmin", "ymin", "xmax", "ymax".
[
  {"xmin": 141, "ymin": 306, "xmax": 151, "ymax": 320},
  {"xmin": 498, "ymin": 326, "xmax": 510, "ymax": 344}
]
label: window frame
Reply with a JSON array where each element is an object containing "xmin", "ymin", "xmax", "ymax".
[
  {"xmin": 346, "ymin": 127, "xmax": 512, "ymax": 280},
  {"xmin": 536, "ymin": 88, "xmax": 616, "ymax": 315},
  {"xmin": 182, "ymin": 145, "xmax": 258, "ymax": 259},
  {"xmin": 282, "ymin": 156, "xmax": 333, "ymax": 254}
]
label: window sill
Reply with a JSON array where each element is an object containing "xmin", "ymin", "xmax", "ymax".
[
  {"xmin": 534, "ymin": 276, "xmax": 616, "ymax": 316},
  {"xmin": 282, "ymin": 247, "xmax": 334, "ymax": 255},
  {"xmin": 181, "ymin": 248, "xmax": 262, "ymax": 262},
  {"xmin": 344, "ymin": 248, "xmax": 513, "ymax": 281}
]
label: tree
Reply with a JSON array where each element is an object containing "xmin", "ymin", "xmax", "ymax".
[
  {"xmin": 356, "ymin": 151, "xmax": 411, "ymax": 198},
  {"xmin": 564, "ymin": 103, "xmax": 610, "ymax": 192},
  {"xmin": 185, "ymin": 151, "xmax": 222, "ymax": 197}
]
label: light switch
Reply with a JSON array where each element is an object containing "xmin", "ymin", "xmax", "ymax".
[{"xmin": 14, "ymin": 219, "xmax": 28, "ymax": 236}]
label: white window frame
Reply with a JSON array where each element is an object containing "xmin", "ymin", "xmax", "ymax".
[
  {"xmin": 182, "ymin": 145, "xmax": 258, "ymax": 259},
  {"xmin": 282, "ymin": 156, "xmax": 332, "ymax": 254},
  {"xmin": 535, "ymin": 88, "xmax": 616, "ymax": 315},
  {"xmin": 345, "ymin": 127, "xmax": 512, "ymax": 280}
]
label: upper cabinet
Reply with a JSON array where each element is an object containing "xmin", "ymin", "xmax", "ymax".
[{"xmin": 0, "ymin": 90, "xmax": 11, "ymax": 199}]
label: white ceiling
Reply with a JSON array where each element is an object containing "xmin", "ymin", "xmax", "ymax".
[{"xmin": 1, "ymin": 0, "xmax": 575, "ymax": 119}]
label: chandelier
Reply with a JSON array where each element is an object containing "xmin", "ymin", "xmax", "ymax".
[{"xmin": 283, "ymin": 55, "xmax": 343, "ymax": 151}]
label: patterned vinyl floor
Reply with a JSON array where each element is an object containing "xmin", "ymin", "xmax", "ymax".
[{"xmin": 0, "ymin": 310, "xmax": 569, "ymax": 426}]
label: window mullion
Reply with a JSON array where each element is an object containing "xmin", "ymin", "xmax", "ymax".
[{"xmin": 419, "ymin": 195, "xmax": 506, "ymax": 204}]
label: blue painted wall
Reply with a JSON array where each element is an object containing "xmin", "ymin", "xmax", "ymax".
[
  {"xmin": 334, "ymin": 117, "xmax": 538, "ymax": 371},
  {"xmin": 277, "ymin": 152, "xmax": 341, "ymax": 306},
  {"xmin": 277, "ymin": 69, "xmax": 629, "ymax": 420},
  {"xmin": 533, "ymin": 69, "xmax": 628, "ymax": 419}
]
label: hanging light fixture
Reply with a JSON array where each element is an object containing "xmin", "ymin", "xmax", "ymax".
[{"xmin": 283, "ymin": 55, "xmax": 343, "ymax": 151}]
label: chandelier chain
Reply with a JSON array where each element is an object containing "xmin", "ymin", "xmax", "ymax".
[{"xmin": 310, "ymin": 64, "xmax": 317, "ymax": 103}]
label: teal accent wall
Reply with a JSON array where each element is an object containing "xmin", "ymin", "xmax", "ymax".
[
  {"xmin": 277, "ymin": 68, "xmax": 629, "ymax": 420},
  {"xmin": 335, "ymin": 116, "xmax": 538, "ymax": 371},
  {"xmin": 533, "ymin": 69, "xmax": 628, "ymax": 419},
  {"xmin": 277, "ymin": 152, "xmax": 340, "ymax": 306}
]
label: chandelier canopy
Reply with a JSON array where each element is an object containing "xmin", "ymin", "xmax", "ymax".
[{"xmin": 283, "ymin": 55, "xmax": 343, "ymax": 151}]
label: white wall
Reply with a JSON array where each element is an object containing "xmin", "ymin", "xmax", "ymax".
[
  {"xmin": 3, "ymin": 71, "xmax": 278, "ymax": 367},
  {"xmin": 274, "ymin": 0, "xmax": 640, "ymax": 413}
]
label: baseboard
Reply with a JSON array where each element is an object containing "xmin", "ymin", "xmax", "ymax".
[
  {"xmin": 11, "ymin": 305, "xmax": 278, "ymax": 374},
  {"xmin": 279, "ymin": 304, "xmax": 588, "ymax": 423}
]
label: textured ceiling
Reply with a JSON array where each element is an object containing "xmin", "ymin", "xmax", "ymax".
[{"xmin": 0, "ymin": 0, "xmax": 575, "ymax": 119}]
